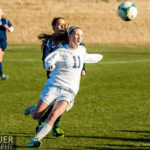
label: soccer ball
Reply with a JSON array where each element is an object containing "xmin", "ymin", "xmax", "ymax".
[{"xmin": 118, "ymin": 1, "xmax": 137, "ymax": 21}]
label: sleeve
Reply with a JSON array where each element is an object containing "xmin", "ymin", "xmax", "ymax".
[
  {"xmin": 0, "ymin": 18, "xmax": 6, "ymax": 27},
  {"xmin": 42, "ymin": 39, "xmax": 53, "ymax": 67},
  {"xmin": 44, "ymin": 51, "xmax": 61, "ymax": 71},
  {"xmin": 80, "ymin": 45, "xmax": 86, "ymax": 71},
  {"xmin": 82, "ymin": 63, "xmax": 86, "ymax": 71},
  {"xmin": 84, "ymin": 53, "xmax": 103, "ymax": 63},
  {"xmin": 82, "ymin": 46, "xmax": 103, "ymax": 63},
  {"xmin": 6, "ymin": 19, "xmax": 13, "ymax": 27},
  {"xmin": 1, "ymin": 18, "xmax": 14, "ymax": 32},
  {"xmin": 42, "ymin": 43, "xmax": 50, "ymax": 62},
  {"xmin": 7, "ymin": 19, "xmax": 14, "ymax": 32}
]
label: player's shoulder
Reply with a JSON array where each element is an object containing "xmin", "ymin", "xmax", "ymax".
[
  {"xmin": 56, "ymin": 44, "xmax": 68, "ymax": 51},
  {"xmin": 79, "ymin": 43, "xmax": 85, "ymax": 49},
  {"xmin": 44, "ymin": 37, "xmax": 52, "ymax": 47},
  {"xmin": 46, "ymin": 37, "xmax": 52, "ymax": 44},
  {"xmin": 54, "ymin": 45, "xmax": 72, "ymax": 56},
  {"xmin": 1, "ymin": 17, "xmax": 7, "ymax": 22},
  {"xmin": 80, "ymin": 43, "xmax": 85, "ymax": 46},
  {"xmin": 78, "ymin": 44, "xmax": 86, "ymax": 52}
]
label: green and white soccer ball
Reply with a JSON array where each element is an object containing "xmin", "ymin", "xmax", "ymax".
[{"xmin": 118, "ymin": 1, "xmax": 137, "ymax": 21}]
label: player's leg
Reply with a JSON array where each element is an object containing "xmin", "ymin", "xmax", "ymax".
[
  {"xmin": 45, "ymin": 71, "xmax": 64, "ymax": 136},
  {"xmin": 52, "ymin": 115, "xmax": 64, "ymax": 137},
  {"xmin": 46, "ymin": 100, "xmax": 68, "ymax": 126},
  {"xmin": 0, "ymin": 48, "xmax": 8, "ymax": 80},
  {"xmin": 50, "ymin": 89, "xmax": 74, "ymax": 137},
  {"xmin": 25, "ymin": 85, "xmax": 58, "ymax": 118},
  {"xmin": 36, "ymin": 105, "xmax": 64, "ymax": 137},
  {"xmin": 24, "ymin": 99, "xmax": 49, "ymax": 120},
  {"xmin": 38, "ymin": 105, "xmax": 53, "ymax": 124},
  {"xmin": 27, "ymin": 100, "xmax": 68, "ymax": 148},
  {"xmin": 32, "ymin": 99, "xmax": 49, "ymax": 120},
  {"xmin": 24, "ymin": 105, "xmax": 37, "ymax": 115},
  {"xmin": 0, "ymin": 48, "xmax": 4, "ymax": 77},
  {"xmin": 35, "ymin": 105, "xmax": 53, "ymax": 132}
]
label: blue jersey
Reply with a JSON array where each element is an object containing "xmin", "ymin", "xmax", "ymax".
[
  {"xmin": 0, "ymin": 17, "xmax": 13, "ymax": 41},
  {"xmin": 42, "ymin": 38, "xmax": 60, "ymax": 63}
]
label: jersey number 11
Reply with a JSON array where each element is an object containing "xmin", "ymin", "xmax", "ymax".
[{"xmin": 73, "ymin": 56, "xmax": 81, "ymax": 68}]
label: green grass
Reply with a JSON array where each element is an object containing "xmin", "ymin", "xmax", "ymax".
[{"xmin": 0, "ymin": 44, "xmax": 150, "ymax": 150}]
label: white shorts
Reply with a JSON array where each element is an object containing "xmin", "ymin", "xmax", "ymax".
[{"xmin": 40, "ymin": 85, "xmax": 75, "ymax": 111}]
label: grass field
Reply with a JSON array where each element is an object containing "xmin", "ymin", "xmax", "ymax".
[{"xmin": 0, "ymin": 44, "xmax": 150, "ymax": 150}]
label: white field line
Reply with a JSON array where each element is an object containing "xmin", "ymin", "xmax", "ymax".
[
  {"xmin": 5, "ymin": 59, "xmax": 40, "ymax": 62},
  {"xmin": 7, "ymin": 46, "xmax": 34, "ymax": 49},
  {"xmin": 4, "ymin": 59, "xmax": 150, "ymax": 64},
  {"xmin": 99, "ymin": 59, "xmax": 150, "ymax": 64}
]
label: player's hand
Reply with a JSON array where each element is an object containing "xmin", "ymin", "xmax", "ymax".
[
  {"xmin": 81, "ymin": 70, "xmax": 86, "ymax": 77},
  {"xmin": 49, "ymin": 65, "xmax": 54, "ymax": 71},
  {"xmin": 4, "ymin": 24, "xmax": 13, "ymax": 32}
]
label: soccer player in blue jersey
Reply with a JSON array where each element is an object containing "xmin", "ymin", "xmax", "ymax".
[
  {"xmin": 37, "ymin": 17, "xmax": 67, "ymax": 137},
  {"xmin": 24, "ymin": 17, "xmax": 86, "ymax": 137},
  {"xmin": 0, "ymin": 8, "xmax": 14, "ymax": 80}
]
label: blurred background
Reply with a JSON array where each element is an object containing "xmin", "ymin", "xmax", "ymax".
[{"xmin": 1, "ymin": 0, "xmax": 149, "ymax": 45}]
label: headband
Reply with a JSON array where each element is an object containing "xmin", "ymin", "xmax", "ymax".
[{"xmin": 68, "ymin": 26, "xmax": 79, "ymax": 34}]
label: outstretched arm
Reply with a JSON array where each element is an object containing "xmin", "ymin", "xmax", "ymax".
[{"xmin": 84, "ymin": 53, "xmax": 103, "ymax": 63}]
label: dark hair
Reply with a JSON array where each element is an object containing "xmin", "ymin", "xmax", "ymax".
[
  {"xmin": 38, "ymin": 33, "xmax": 52, "ymax": 49},
  {"xmin": 51, "ymin": 17, "xmax": 64, "ymax": 27},
  {"xmin": 51, "ymin": 30, "xmax": 68, "ymax": 46},
  {"xmin": 38, "ymin": 17, "xmax": 65, "ymax": 49},
  {"xmin": 38, "ymin": 30, "xmax": 68, "ymax": 49}
]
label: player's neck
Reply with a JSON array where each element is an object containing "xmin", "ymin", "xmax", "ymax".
[{"xmin": 68, "ymin": 43, "xmax": 78, "ymax": 50}]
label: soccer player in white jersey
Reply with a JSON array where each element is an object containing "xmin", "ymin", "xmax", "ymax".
[
  {"xmin": 27, "ymin": 26, "xmax": 103, "ymax": 148},
  {"xmin": 0, "ymin": 8, "xmax": 14, "ymax": 80},
  {"xmin": 25, "ymin": 17, "xmax": 86, "ymax": 137}
]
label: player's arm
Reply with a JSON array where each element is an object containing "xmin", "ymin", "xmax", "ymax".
[
  {"xmin": 4, "ymin": 24, "xmax": 13, "ymax": 32},
  {"xmin": 42, "ymin": 43, "xmax": 51, "ymax": 67},
  {"xmin": 84, "ymin": 53, "xmax": 103, "ymax": 63},
  {"xmin": 80, "ymin": 43, "xmax": 86, "ymax": 76},
  {"xmin": 44, "ymin": 51, "xmax": 60, "ymax": 71},
  {"xmin": 4, "ymin": 19, "xmax": 14, "ymax": 32},
  {"xmin": 81, "ymin": 64, "xmax": 86, "ymax": 77}
]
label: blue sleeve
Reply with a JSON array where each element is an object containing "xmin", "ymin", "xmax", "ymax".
[
  {"xmin": 0, "ymin": 18, "xmax": 6, "ymax": 27},
  {"xmin": 42, "ymin": 43, "xmax": 50, "ymax": 62},
  {"xmin": 80, "ymin": 43, "xmax": 85, "ymax": 46},
  {"xmin": 7, "ymin": 19, "xmax": 13, "ymax": 27},
  {"xmin": 0, "ymin": 18, "xmax": 12, "ymax": 27},
  {"xmin": 80, "ymin": 43, "xmax": 86, "ymax": 71}
]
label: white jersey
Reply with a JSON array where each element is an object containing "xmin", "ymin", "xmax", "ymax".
[{"xmin": 44, "ymin": 44, "xmax": 103, "ymax": 95}]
